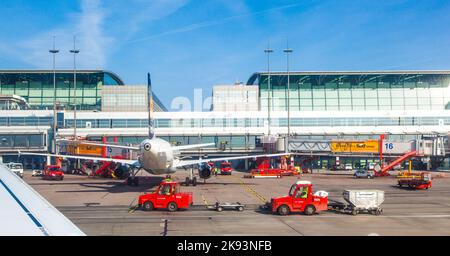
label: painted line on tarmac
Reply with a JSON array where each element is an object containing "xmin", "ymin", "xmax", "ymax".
[
  {"xmin": 128, "ymin": 205, "xmax": 139, "ymax": 214},
  {"xmin": 201, "ymin": 194, "xmax": 209, "ymax": 207},
  {"xmin": 230, "ymin": 175, "xmax": 267, "ymax": 203},
  {"xmin": 69, "ymin": 213, "xmax": 450, "ymax": 220}
]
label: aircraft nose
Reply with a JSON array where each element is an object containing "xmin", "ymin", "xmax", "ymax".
[{"xmin": 143, "ymin": 142, "xmax": 151, "ymax": 151}]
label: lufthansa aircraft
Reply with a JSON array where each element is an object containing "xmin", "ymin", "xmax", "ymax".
[{"xmin": 21, "ymin": 73, "xmax": 290, "ymax": 186}]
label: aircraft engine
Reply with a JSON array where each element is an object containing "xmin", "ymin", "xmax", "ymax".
[{"xmin": 198, "ymin": 164, "xmax": 212, "ymax": 179}]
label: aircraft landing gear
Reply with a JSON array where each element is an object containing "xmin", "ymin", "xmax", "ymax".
[
  {"xmin": 184, "ymin": 167, "xmax": 197, "ymax": 186},
  {"xmin": 127, "ymin": 168, "xmax": 139, "ymax": 186}
]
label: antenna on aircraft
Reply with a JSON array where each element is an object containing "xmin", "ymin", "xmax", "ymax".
[{"xmin": 147, "ymin": 73, "xmax": 155, "ymax": 139}]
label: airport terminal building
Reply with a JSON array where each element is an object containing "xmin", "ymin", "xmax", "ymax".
[{"xmin": 1, "ymin": 70, "xmax": 449, "ymax": 170}]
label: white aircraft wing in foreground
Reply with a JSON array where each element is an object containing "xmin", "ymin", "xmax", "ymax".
[{"xmin": 0, "ymin": 164, "xmax": 85, "ymax": 236}]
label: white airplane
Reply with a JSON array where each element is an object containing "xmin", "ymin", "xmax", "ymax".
[
  {"xmin": 0, "ymin": 163, "xmax": 85, "ymax": 236},
  {"xmin": 21, "ymin": 73, "xmax": 290, "ymax": 186}
]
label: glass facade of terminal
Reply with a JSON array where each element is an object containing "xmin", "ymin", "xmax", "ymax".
[
  {"xmin": 247, "ymin": 72, "xmax": 450, "ymax": 111},
  {"xmin": 0, "ymin": 70, "xmax": 123, "ymax": 110}
]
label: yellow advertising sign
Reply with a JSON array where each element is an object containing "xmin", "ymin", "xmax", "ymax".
[
  {"xmin": 67, "ymin": 144, "xmax": 102, "ymax": 156},
  {"xmin": 331, "ymin": 140, "xmax": 379, "ymax": 153}
]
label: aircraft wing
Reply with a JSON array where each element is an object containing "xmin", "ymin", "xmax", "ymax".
[
  {"xmin": 58, "ymin": 139, "xmax": 140, "ymax": 150},
  {"xmin": 173, "ymin": 152, "xmax": 292, "ymax": 168},
  {"xmin": 171, "ymin": 143, "xmax": 215, "ymax": 151},
  {"xmin": 19, "ymin": 152, "xmax": 138, "ymax": 166},
  {"xmin": 0, "ymin": 164, "xmax": 85, "ymax": 236}
]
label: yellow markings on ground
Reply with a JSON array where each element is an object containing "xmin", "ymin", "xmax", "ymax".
[
  {"xmin": 201, "ymin": 194, "xmax": 209, "ymax": 207},
  {"xmin": 128, "ymin": 205, "xmax": 139, "ymax": 214},
  {"xmin": 226, "ymin": 175, "xmax": 267, "ymax": 203}
]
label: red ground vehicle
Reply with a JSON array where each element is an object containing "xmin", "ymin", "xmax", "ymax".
[
  {"xmin": 139, "ymin": 181, "xmax": 193, "ymax": 212},
  {"xmin": 269, "ymin": 181, "xmax": 328, "ymax": 215},
  {"xmin": 398, "ymin": 172, "xmax": 432, "ymax": 189},
  {"xmin": 42, "ymin": 165, "xmax": 64, "ymax": 180},
  {"xmin": 220, "ymin": 161, "xmax": 232, "ymax": 175}
]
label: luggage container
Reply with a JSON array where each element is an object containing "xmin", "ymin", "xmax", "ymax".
[{"xmin": 329, "ymin": 190, "xmax": 384, "ymax": 215}]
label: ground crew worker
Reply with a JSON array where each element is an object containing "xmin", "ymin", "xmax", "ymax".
[{"xmin": 163, "ymin": 175, "xmax": 172, "ymax": 182}]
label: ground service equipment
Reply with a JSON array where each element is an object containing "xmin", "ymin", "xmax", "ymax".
[
  {"xmin": 220, "ymin": 161, "xmax": 232, "ymax": 175},
  {"xmin": 213, "ymin": 202, "xmax": 244, "ymax": 212},
  {"xmin": 267, "ymin": 180, "xmax": 328, "ymax": 215},
  {"xmin": 42, "ymin": 165, "xmax": 64, "ymax": 180},
  {"xmin": 398, "ymin": 172, "xmax": 432, "ymax": 189},
  {"xmin": 329, "ymin": 190, "xmax": 384, "ymax": 215},
  {"xmin": 139, "ymin": 181, "xmax": 193, "ymax": 212}
]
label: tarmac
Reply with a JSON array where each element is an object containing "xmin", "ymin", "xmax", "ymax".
[{"xmin": 23, "ymin": 169, "xmax": 450, "ymax": 236}]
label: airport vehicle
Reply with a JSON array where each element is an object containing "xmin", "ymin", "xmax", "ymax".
[
  {"xmin": 0, "ymin": 164, "xmax": 85, "ymax": 236},
  {"xmin": 344, "ymin": 163, "xmax": 353, "ymax": 171},
  {"xmin": 268, "ymin": 181, "xmax": 329, "ymax": 216},
  {"xmin": 245, "ymin": 168, "xmax": 283, "ymax": 178},
  {"xmin": 328, "ymin": 190, "xmax": 384, "ymax": 215},
  {"xmin": 6, "ymin": 163, "xmax": 23, "ymax": 178},
  {"xmin": 397, "ymin": 172, "xmax": 432, "ymax": 189},
  {"xmin": 366, "ymin": 163, "xmax": 376, "ymax": 170},
  {"xmin": 220, "ymin": 161, "xmax": 232, "ymax": 175},
  {"xmin": 31, "ymin": 169, "xmax": 43, "ymax": 177},
  {"xmin": 20, "ymin": 73, "xmax": 291, "ymax": 186},
  {"xmin": 42, "ymin": 165, "xmax": 64, "ymax": 180},
  {"xmin": 353, "ymin": 169, "xmax": 374, "ymax": 179},
  {"xmin": 139, "ymin": 181, "xmax": 193, "ymax": 212},
  {"xmin": 214, "ymin": 202, "xmax": 244, "ymax": 212}
]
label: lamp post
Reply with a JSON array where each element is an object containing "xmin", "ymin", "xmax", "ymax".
[
  {"xmin": 283, "ymin": 45, "xmax": 293, "ymax": 153},
  {"xmin": 264, "ymin": 46, "xmax": 273, "ymax": 136},
  {"xmin": 70, "ymin": 36, "xmax": 80, "ymax": 140},
  {"xmin": 49, "ymin": 36, "xmax": 59, "ymax": 155}
]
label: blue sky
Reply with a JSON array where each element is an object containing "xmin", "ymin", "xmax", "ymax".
[{"xmin": 1, "ymin": 0, "xmax": 450, "ymax": 109}]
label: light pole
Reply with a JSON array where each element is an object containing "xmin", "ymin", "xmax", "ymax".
[
  {"xmin": 70, "ymin": 36, "xmax": 80, "ymax": 140},
  {"xmin": 264, "ymin": 46, "xmax": 273, "ymax": 136},
  {"xmin": 49, "ymin": 36, "xmax": 59, "ymax": 155},
  {"xmin": 283, "ymin": 45, "xmax": 293, "ymax": 153}
]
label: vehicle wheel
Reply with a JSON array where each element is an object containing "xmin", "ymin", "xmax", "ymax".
[
  {"xmin": 237, "ymin": 206, "xmax": 244, "ymax": 212},
  {"xmin": 60, "ymin": 177, "xmax": 64, "ymax": 181},
  {"xmin": 367, "ymin": 176, "xmax": 371, "ymax": 179},
  {"xmin": 304, "ymin": 205, "xmax": 316, "ymax": 215},
  {"xmin": 351, "ymin": 210, "xmax": 358, "ymax": 216},
  {"xmin": 192, "ymin": 177, "xmax": 197, "ymax": 186},
  {"xmin": 277, "ymin": 205, "xmax": 290, "ymax": 216},
  {"xmin": 217, "ymin": 206, "xmax": 223, "ymax": 212},
  {"xmin": 143, "ymin": 201, "xmax": 154, "ymax": 211},
  {"xmin": 167, "ymin": 202, "xmax": 178, "ymax": 212},
  {"xmin": 185, "ymin": 177, "xmax": 190, "ymax": 186}
]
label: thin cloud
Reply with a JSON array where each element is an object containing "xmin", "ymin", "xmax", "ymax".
[
  {"xmin": 19, "ymin": 0, "xmax": 112, "ymax": 69},
  {"xmin": 126, "ymin": 3, "xmax": 301, "ymax": 44}
]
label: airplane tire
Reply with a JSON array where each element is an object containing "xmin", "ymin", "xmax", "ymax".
[
  {"xmin": 185, "ymin": 177, "xmax": 190, "ymax": 186},
  {"xmin": 192, "ymin": 177, "xmax": 197, "ymax": 186}
]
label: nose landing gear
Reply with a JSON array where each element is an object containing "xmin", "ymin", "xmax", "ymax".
[
  {"xmin": 184, "ymin": 167, "xmax": 197, "ymax": 186},
  {"xmin": 126, "ymin": 168, "xmax": 139, "ymax": 186}
]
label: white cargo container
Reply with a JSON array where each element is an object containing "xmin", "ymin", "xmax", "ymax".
[{"xmin": 329, "ymin": 190, "xmax": 384, "ymax": 215}]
